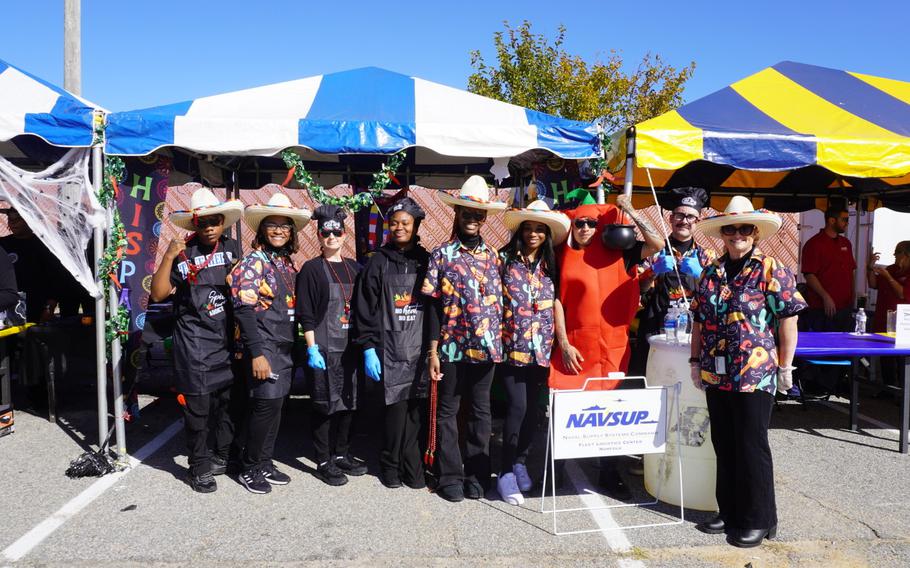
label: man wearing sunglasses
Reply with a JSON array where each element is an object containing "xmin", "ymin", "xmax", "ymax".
[{"xmin": 628, "ymin": 187, "xmax": 716, "ymax": 376}]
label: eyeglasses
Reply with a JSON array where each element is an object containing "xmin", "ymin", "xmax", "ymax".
[
  {"xmin": 320, "ymin": 228, "xmax": 344, "ymax": 238},
  {"xmin": 459, "ymin": 209, "xmax": 487, "ymax": 222},
  {"xmin": 574, "ymin": 219, "xmax": 598, "ymax": 229},
  {"xmin": 719, "ymin": 224, "xmax": 756, "ymax": 237},
  {"xmin": 671, "ymin": 212, "xmax": 698, "ymax": 223},
  {"xmin": 193, "ymin": 216, "xmax": 224, "ymax": 229},
  {"xmin": 262, "ymin": 222, "xmax": 293, "ymax": 233}
]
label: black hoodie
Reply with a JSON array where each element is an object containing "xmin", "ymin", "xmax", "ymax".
[{"xmin": 353, "ymin": 242, "xmax": 430, "ymax": 351}]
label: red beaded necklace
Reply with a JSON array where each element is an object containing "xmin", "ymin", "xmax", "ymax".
[
  {"xmin": 324, "ymin": 257, "xmax": 354, "ymax": 315},
  {"xmin": 180, "ymin": 236, "xmax": 220, "ymax": 285}
]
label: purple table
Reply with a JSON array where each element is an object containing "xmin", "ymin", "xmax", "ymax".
[{"xmin": 795, "ymin": 332, "xmax": 910, "ymax": 454}]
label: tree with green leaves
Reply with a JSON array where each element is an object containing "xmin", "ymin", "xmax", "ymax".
[{"xmin": 468, "ymin": 21, "xmax": 695, "ymax": 133}]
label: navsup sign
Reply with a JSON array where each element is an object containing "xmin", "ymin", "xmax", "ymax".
[{"xmin": 552, "ymin": 387, "xmax": 667, "ymax": 459}]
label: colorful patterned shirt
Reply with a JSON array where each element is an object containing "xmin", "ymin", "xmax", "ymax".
[
  {"xmin": 228, "ymin": 251, "xmax": 296, "ymax": 313},
  {"xmin": 422, "ymin": 238, "xmax": 503, "ymax": 363},
  {"xmin": 690, "ymin": 248, "xmax": 807, "ymax": 394},
  {"xmin": 500, "ymin": 252, "xmax": 556, "ymax": 367}
]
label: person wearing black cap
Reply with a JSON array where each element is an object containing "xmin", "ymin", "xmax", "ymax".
[
  {"xmin": 353, "ymin": 197, "xmax": 430, "ymax": 489},
  {"xmin": 627, "ymin": 187, "xmax": 716, "ymax": 377},
  {"xmin": 297, "ymin": 204, "xmax": 366, "ymax": 486}
]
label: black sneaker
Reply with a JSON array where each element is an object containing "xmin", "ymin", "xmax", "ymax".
[
  {"xmin": 437, "ymin": 483, "xmax": 464, "ymax": 502},
  {"xmin": 402, "ymin": 474, "xmax": 426, "ymax": 490},
  {"xmin": 334, "ymin": 454, "xmax": 368, "ymax": 476},
  {"xmin": 379, "ymin": 471, "xmax": 402, "ymax": 489},
  {"xmin": 463, "ymin": 479, "xmax": 484, "ymax": 500},
  {"xmin": 239, "ymin": 468, "xmax": 272, "ymax": 494},
  {"xmin": 210, "ymin": 456, "xmax": 228, "ymax": 476},
  {"xmin": 262, "ymin": 464, "xmax": 291, "ymax": 485},
  {"xmin": 315, "ymin": 461, "xmax": 348, "ymax": 486},
  {"xmin": 188, "ymin": 470, "xmax": 217, "ymax": 493}
]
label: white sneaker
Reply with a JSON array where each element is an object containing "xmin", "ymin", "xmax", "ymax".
[
  {"xmin": 497, "ymin": 473, "xmax": 524, "ymax": 506},
  {"xmin": 513, "ymin": 463, "xmax": 533, "ymax": 492}
]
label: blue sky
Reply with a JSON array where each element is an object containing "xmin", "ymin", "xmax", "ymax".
[{"xmin": 1, "ymin": 0, "xmax": 906, "ymax": 112}]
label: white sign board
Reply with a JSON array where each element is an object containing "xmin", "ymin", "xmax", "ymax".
[
  {"xmin": 895, "ymin": 304, "xmax": 910, "ymax": 348},
  {"xmin": 551, "ymin": 387, "xmax": 668, "ymax": 460}
]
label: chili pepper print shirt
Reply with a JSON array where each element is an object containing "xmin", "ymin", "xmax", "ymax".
[
  {"xmin": 500, "ymin": 252, "xmax": 556, "ymax": 367},
  {"xmin": 421, "ymin": 238, "xmax": 503, "ymax": 364},
  {"xmin": 228, "ymin": 250, "xmax": 297, "ymax": 358},
  {"xmin": 690, "ymin": 248, "xmax": 807, "ymax": 394}
]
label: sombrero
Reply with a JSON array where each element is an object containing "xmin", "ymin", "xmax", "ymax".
[
  {"xmin": 504, "ymin": 200, "xmax": 570, "ymax": 245},
  {"xmin": 244, "ymin": 193, "xmax": 312, "ymax": 232},
  {"xmin": 697, "ymin": 195, "xmax": 782, "ymax": 239},
  {"xmin": 438, "ymin": 175, "xmax": 507, "ymax": 212},
  {"xmin": 169, "ymin": 187, "xmax": 243, "ymax": 231}
]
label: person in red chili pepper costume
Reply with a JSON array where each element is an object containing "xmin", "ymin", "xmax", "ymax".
[{"xmin": 550, "ymin": 194, "xmax": 662, "ymax": 498}]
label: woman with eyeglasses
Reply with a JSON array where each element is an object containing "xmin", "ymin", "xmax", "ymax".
[
  {"xmin": 495, "ymin": 201, "xmax": 568, "ymax": 505},
  {"xmin": 689, "ymin": 196, "xmax": 806, "ymax": 547},
  {"xmin": 867, "ymin": 241, "xmax": 910, "ymax": 390},
  {"xmin": 296, "ymin": 204, "xmax": 366, "ymax": 486},
  {"xmin": 229, "ymin": 193, "xmax": 312, "ymax": 494}
]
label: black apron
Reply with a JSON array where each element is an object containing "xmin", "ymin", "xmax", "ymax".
[
  {"xmin": 639, "ymin": 241, "xmax": 699, "ymax": 337},
  {"xmin": 310, "ymin": 261, "xmax": 358, "ymax": 414},
  {"xmin": 379, "ymin": 263, "xmax": 428, "ymax": 405},
  {"xmin": 172, "ymin": 239, "xmax": 236, "ymax": 395},
  {"xmin": 248, "ymin": 253, "xmax": 295, "ymax": 400}
]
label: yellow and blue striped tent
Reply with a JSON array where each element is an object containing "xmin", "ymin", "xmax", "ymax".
[{"xmin": 608, "ymin": 61, "xmax": 910, "ymax": 211}]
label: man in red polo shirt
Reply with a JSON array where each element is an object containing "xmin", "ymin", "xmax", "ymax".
[{"xmin": 801, "ymin": 205, "xmax": 856, "ymax": 330}]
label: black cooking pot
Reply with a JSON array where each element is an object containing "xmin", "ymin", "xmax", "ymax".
[{"xmin": 601, "ymin": 224, "xmax": 637, "ymax": 250}]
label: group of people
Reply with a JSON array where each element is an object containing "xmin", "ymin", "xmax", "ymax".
[{"xmin": 148, "ymin": 176, "xmax": 811, "ymax": 549}]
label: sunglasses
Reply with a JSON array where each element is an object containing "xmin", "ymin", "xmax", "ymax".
[
  {"xmin": 671, "ymin": 212, "xmax": 698, "ymax": 223},
  {"xmin": 719, "ymin": 224, "xmax": 756, "ymax": 237},
  {"xmin": 459, "ymin": 209, "xmax": 487, "ymax": 222},
  {"xmin": 262, "ymin": 222, "xmax": 293, "ymax": 232},
  {"xmin": 574, "ymin": 219, "xmax": 598, "ymax": 229},
  {"xmin": 320, "ymin": 228, "xmax": 344, "ymax": 238},
  {"xmin": 193, "ymin": 216, "xmax": 224, "ymax": 229}
]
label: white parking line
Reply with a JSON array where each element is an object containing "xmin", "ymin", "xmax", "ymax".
[
  {"xmin": 565, "ymin": 461, "xmax": 646, "ymax": 568},
  {"xmin": 1, "ymin": 419, "xmax": 182, "ymax": 563}
]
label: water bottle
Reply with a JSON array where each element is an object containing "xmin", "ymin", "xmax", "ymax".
[
  {"xmin": 664, "ymin": 306, "xmax": 678, "ymax": 344},
  {"xmin": 854, "ymin": 308, "xmax": 867, "ymax": 335},
  {"xmin": 676, "ymin": 307, "xmax": 690, "ymax": 343}
]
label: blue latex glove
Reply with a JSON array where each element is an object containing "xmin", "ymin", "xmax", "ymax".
[
  {"xmin": 651, "ymin": 251, "xmax": 676, "ymax": 275},
  {"xmin": 307, "ymin": 345, "xmax": 326, "ymax": 370},
  {"xmin": 679, "ymin": 255, "xmax": 704, "ymax": 278},
  {"xmin": 364, "ymin": 347, "xmax": 382, "ymax": 382}
]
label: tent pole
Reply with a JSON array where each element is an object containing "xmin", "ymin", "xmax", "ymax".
[
  {"xmin": 106, "ymin": 156, "xmax": 128, "ymax": 464},
  {"xmin": 91, "ymin": 146, "xmax": 109, "ymax": 451},
  {"xmin": 854, "ymin": 197, "xmax": 865, "ymax": 307},
  {"xmin": 622, "ymin": 130, "xmax": 635, "ymax": 200}
]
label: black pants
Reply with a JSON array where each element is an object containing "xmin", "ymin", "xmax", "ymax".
[
  {"xmin": 241, "ymin": 397, "xmax": 284, "ymax": 472},
  {"xmin": 437, "ymin": 361, "xmax": 494, "ymax": 490},
  {"xmin": 381, "ymin": 398, "xmax": 424, "ymax": 482},
  {"xmin": 181, "ymin": 382, "xmax": 234, "ymax": 475},
  {"xmin": 311, "ymin": 409, "xmax": 353, "ymax": 464},
  {"xmin": 500, "ymin": 364, "xmax": 547, "ymax": 472},
  {"xmin": 706, "ymin": 388, "xmax": 777, "ymax": 530}
]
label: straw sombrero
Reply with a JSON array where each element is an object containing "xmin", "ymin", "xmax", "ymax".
[
  {"xmin": 504, "ymin": 200, "xmax": 570, "ymax": 245},
  {"xmin": 438, "ymin": 175, "xmax": 507, "ymax": 212},
  {"xmin": 244, "ymin": 193, "xmax": 312, "ymax": 232},
  {"xmin": 169, "ymin": 187, "xmax": 243, "ymax": 231},
  {"xmin": 697, "ymin": 195, "xmax": 782, "ymax": 239}
]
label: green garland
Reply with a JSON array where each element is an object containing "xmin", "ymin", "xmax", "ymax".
[
  {"xmin": 98, "ymin": 156, "xmax": 129, "ymax": 346},
  {"xmin": 105, "ymin": 305, "xmax": 130, "ymax": 346},
  {"xmin": 281, "ymin": 150, "xmax": 406, "ymax": 212},
  {"xmin": 99, "ymin": 156, "xmax": 125, "ymax": 208}
]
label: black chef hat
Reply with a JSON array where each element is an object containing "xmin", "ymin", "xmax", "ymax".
[
  {"xmin": 313, "ymin": 204, "xmax": 347, "ymax": 232},
  {"xmin": 387, "ymin": 197, "xmax": 425, "ymax": 221},
  {"xmin": 668, "ymin": 186, "xmax": 709, "ymax": 212}
]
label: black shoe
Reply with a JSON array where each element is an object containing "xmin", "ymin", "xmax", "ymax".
[
  {"xmin": 730, "ymin": 526, "xmax": 777, "ymax": 548},
  {"xmin": 210, "ymin": 456, "xmax": 228, "ymax": 476},
  {"xmin": 188, "ymin": 470, "xmax": 217, "ymax": 493},
  {"xmin": 598, "ymin": 469, "xmax": 632, "ymax": 501},
  {"xmin": 334, "ymin": 454, "xmax": 368, "ymax": 476},
  {"xmin": 262, "ymin": 464, "xmax": 291, "ymax": 485},
  {"xmin": 403, "ymin": 474, "xmax": 426, "ymax": 490},
  {"xmin": 437, "ymin": 483, "xmax": 464, "ymax": 502},
  {"xmin": 463, "ymin": 479, "xmax": 484, "ymax": 500},
  {"xmin": 315, "ymin": 461, "xmax": 349, "ymax": 486},
  {"xmin": 379, "ymin": 472, "xmax": 402, "ymax": 489},
  {"xmin": 239, "ymin": 468, "xmax": 271, "ymax": 494},
  {"xmin": 696, "ymin": 515, "xmax": 726, "ymax": 535}
]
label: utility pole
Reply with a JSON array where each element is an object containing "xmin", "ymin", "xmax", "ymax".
[{"xmin": 64, "ymin": 0, "xmax": 81, "ymax": 95}]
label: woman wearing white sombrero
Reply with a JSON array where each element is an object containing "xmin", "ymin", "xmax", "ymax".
[
  {"xmin": 228, "ymin": 193, "xmax": 311, "ymax": 494},
  {"xmin": 421, "ymin": 175, "xmax": 506, "ymax": 502},
  {"xmin": 689, "ymin": 196, "xmax": 806, "ymax": 547},
  {"xmin": 150, "ymin": 187, "xmax": 243, "ymax": 493},
  {"xmin": 496, "ymin": 200, "xmax": 568, "ymax": 505}
]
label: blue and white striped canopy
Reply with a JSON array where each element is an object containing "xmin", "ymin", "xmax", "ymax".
[
  {"xmin": 0, "ymin": 58, "xmax": 100, "ymax": 147},
  {"xmin": 105, "ymin": 67, "xmax": 599, "ymax": 159}
]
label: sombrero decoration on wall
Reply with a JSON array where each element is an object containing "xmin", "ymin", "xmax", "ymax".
[
  {"xmin": 696, "ymin": 195, "xmax": 783, "ymax": 239},
  {"xmin": 169, "ymin": 187, "xmax": 244, "ymax": 231}
]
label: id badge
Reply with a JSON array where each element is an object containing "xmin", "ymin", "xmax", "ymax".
[{"xmin": 714, "ymin": 356, "xmax": 726, "ymax": 375}]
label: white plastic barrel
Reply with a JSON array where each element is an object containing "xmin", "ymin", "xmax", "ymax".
[{"xmin": 643, "ymin": 334, "xmax": 718, "ymax": 511}]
